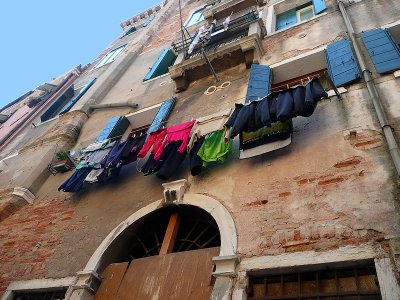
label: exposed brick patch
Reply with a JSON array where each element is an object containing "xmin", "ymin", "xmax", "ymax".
[
  {"xmin": 245, "ymin": 199, "xmax": 268, "ymax": 207},
  {"xmin": 318, "ymin": 177, "xmax": 345, "ymax": 186},
  {"xmin": 279, "ymin": 192, "xmax": 291, "ymax": 198},
  {"xmin": 344, "ymin": 129, "xmax": 383, "ymax": 150},
  {"xmin": 334, "ymin": 157, "xmax": 362, "ymax": 169},
  {"xmin": 0, "ymin": 198, "xmax": 77, "ymax": 296}
]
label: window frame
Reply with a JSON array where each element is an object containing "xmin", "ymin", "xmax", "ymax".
[
  {"xmin": 267, "ymin": 0, "xmax": 327, "ymax": 35},
  {"xmin": 297, "ymin": 4, "xmax": 315, "ymax": 22},
  {"xmin": 184, "ymin": 7, "xmax": 205, "ymax": 28},
  {"xmin": 94, "ymin": 44, "xmax": 126, "ymax": 69}
]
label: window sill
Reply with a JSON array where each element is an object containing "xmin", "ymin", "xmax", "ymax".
[
  {"xmin": 327, "ymin": 87, "xmax": 347, "ymax": 98},
  {"xmin": 143, "ymin": 73, "xmax": 170, "ymax": 84},
  {"xmin": 267, "ymin": 12, "xmax": 327, "ymax": 37}
]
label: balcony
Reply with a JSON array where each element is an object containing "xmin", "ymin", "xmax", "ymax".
[
  {"xmin": 169, "ymin": 6, "xmax": 265, "ymax": 91},
  {"xmin": 203, "ymin": 0, "xmax": 265, "ymax": 21}
]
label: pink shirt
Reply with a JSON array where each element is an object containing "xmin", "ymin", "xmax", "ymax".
[{"xmin": 137, "ymin": 121, "xmax": 195, "ymax": 160}]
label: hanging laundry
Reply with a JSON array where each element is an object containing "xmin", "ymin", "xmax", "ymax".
[
  {"xmin": 225, "ymin": 77, "xmax": 328, "ymax": 138},
  {"xmin": 188, "ymin": 25, "xmax": 205, "ymax": 54},
  {"xmin": 154, "ymin": 120, "xmax": 195, "ymax": 160},
  {"xmin": 139, "ymin": 121, "xmax": 194, "ymax": 178},
  {"xmin": 196, "ymin": 129, "xmax": 232, "ymax": 171},
  {"xmin": 137, "ymin": 128, "xmax": 167, "ymax": 159},
  {"xmin": 82, "ymin": 139, "xmax": 110, "ymax": 153},
  {"xmin": 120, "ymin": 135, "xmax": 147, "ymax": 164},
  {"xmin": 98, "ymin": 139, "xmax": 134, "ymax": 181},
  {"xmin": 157, "ymin": 141, "xmax": 187, "ymax": 180},
  {"xmin": 58, "ymin": 167, "xmax": 93, "ymax": 193},
  {"xmin": 189, "ymin": 136, "xmax": 205, "ymax": 176},
  {"xmin": 187, "ymin": 109, "xmax": 232, "ymax": 152},
  {"xmin": 223, "ymin": 13, "xmax": 232, "ymax": 31},
  {"xmin": 84, "ymin": 169, "xmax": 104, "ymax": 184}
]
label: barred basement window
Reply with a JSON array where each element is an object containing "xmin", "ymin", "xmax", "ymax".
[
  {"xmin": 13, "ymin": 288, "xmax": 67, "ymax": 300},
  {"xmin": 248, "ymin": 261, "xmax": 381, "ymax": 299}
]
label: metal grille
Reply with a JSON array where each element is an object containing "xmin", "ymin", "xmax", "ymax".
[
  {"xmin": 171, "ymin": 6, "xmax": 259, "ymax": 54},
  {"xmin": 13, "ymin": 289, "xmax": 67, "ymax": 300},
  {"xmin": 248, "ymin": 262, "xmax": 381, "ymax": 299}
]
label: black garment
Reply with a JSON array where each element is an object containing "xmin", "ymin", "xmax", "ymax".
[
  {"xmin": 157, "ymin": 141, "xmax": 187, "ymax": 180},
  {"xmin": 141, "ymin": 153, "xmax": 163, "ymax": 176},
  {"xmin": 225, "ymin": 77, "xmax": 328, "ymax": 138},
  {"xmin": 121, "ymin": 135, "xmax": 146, "ymax": 164},
  {"xmin": 276, "ymin": 90, "xmax": 294, "ymax": 121},
  {"xmin": 58, "ymin": 167, "xmax": 93, "ymax": 193},
  {"xmin": 189, "ymin": 136, "xmax": 205, "ymax": 176}
]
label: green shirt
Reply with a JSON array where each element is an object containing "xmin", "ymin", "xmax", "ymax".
[{"xmin": 197, "ymin": 129, "xmax": 232, "ymax": 167}]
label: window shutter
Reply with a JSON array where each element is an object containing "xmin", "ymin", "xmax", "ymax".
[
  {"xmin": 59, "ymin": 78, "xmax": 97, "ymax": 115},
  {"xmin": 313, "ymin": 0, "xmax": 327, "ymax": 15},
  {"xmin": 245, "ymin": 64, "xmax": 273, "ymax": 104},
  {"xmin": 124, "ymin": 26, "xmax": 136, "ymax": 36},
  {"xmin": 361, "ymin": 28, "xmax": 400, "ymax": 74},
  {"xmin": 276, "ymin": 9, "xmax": 296, "ymax": 31},
  {"xmin": 143, "ymin": 49, "xmax": 177, "ymax": 81},
  {"xmin": 142, "ymin": 15, "xmax": 155, "ymax": 27},
  {"xmin": 325, "ymin": 39, "xmax": 361, "ymax": 87},
  {"xmin": 40, "ymin": 86, "xmax": 75, "ymax": 122},
  {"xmin": 147, "ymin": 97, "xmax": 176, "ymax": 134},
  {"xmin": 96, "ymin": 116, "xmax": 129, "ymax": 142}
]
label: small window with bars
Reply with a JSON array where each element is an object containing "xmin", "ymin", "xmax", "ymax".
[
  {"xmin": 248, "ymin": 261, "xmax": 381, "ymax": 299},
  {"xmin": 13, "ymin": 288, "xmax": 67, "ymax": 300}
]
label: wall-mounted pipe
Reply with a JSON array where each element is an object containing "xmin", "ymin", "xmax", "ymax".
[
  {"xmin": 88, "ymin": 100, "xmax": 138, "ymax": 113},
  {"xmin": 337, "ymin": 0, "xmax": 400, "ymax": 177}
]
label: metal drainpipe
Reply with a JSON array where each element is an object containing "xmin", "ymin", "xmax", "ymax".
[
  {"xmin": 337, "ymin": 0, "xmax": 400, "ymax": 176},
  {"xmin": 88, "ymin": 101, "xmax": 139, "ymax": 112}
]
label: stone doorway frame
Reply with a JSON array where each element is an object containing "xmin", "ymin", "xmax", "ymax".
[{"xmin": 66, "ymin": 191, "xmax": 239, "ymax": 300}]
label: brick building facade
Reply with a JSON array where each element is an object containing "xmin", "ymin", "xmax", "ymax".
[{"xmin": 1, "ymin": 0, "xmax": 400, "ymax": 299}]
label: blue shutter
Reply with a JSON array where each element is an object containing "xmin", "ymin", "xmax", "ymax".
[
  {"xmin": 40, "ymin": 86, "xmax": 75, "ymax": 122},
  {"xmin": 59, "ymin": 78, "xmax": 97, "ymax": 115},
  {"xmin": 245, "ymin": 64, "xmax": 273, "ymax": 103},
  {"xmin": 124, "ymin": 26, "xmax": 136, "ymax": 36},
  {"xmin": 143, "ymin": 49, "xmax": 177, "ymax": 81},
  {"xmin": 361, "ymin": 28, "xmax": 400, "ymax": 74},
  {"xmin": 96, "ymin": 116, "xmax": 129, "ymax": 142},
  {"xmin": 276, "ymin": 9, "xmax": 296, "ymax": 31},
  {"xmin": 142, "ymin": 15, "xmax": 155, "ymax": 27},
  {"xmin": 325, "ymin": 39, "xmax": 361, "ymax": 87},
  {"xmin": 313, "ymin": 0, "xmax": 327, "ymax": 15},
  {"xmin": 147, "ymin": 97, "xmax": 176, "ymax": 134}
]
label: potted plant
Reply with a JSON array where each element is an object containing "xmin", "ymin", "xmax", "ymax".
[{"xmin": 52, "ymin": 151, "xmax": 75, "ymax": 173}]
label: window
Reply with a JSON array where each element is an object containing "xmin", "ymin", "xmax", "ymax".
[
  {"xmin": 297, "ymin": 5, "xmax": 314, "ymax": 22},
  {"xmin": 95, "ymin": 45, "xmax": 126, "ymax": 69},
  {"xmin": 248, "ymin": 261, "xmax": 381, "ymax": 299},
  {"xmin": 12, "ymin": 288, "xmax": 67, "ymax": 300},
  {"xmin": 272, "ymin": 0, "xmax": 326, "ymax": 32},
  {"xmin": 143, "ymin": 49, "xmax": 177, "ymax": 81},
  {"xmin": 185, "ymin": 8, "xmax": 205, "ymax": 27}
]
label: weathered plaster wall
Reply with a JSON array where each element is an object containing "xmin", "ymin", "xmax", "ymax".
[{"xmin": 1, "ymin": 0, "xmax": 400, "ymax": 297}]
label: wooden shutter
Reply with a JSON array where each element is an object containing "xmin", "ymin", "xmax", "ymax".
[
  {"xmin": 59, "ymin": 78, "xmax": 97, "ymax": 115},
  {"xmin": 276, "ymin": 9, "xmax": 296, "ymax": 31},
  {"xmin": 313, "ymin": 0, "xmax": 327, "ymax": 15},
  {"xmin": 40, "ymin": 85, "xmax": 75, "ymax": 122},
  {"xmin": 142, "ymin": 15, "xmax": 155, "ymax": 27},
  {"xmin": 147, "ymin": 97, "xmax": 176, "ymax": 134},
  {"xmin": 96, "ymin": 116, "xmax": 129, "ymax": 142},
  {"xmin": 361, "ymin": 28, "xmax": 400, "ymax": 73},
  {"xmin": 325, "ymin": 39, "xmax": 361, "ymax": 87},
  {"xmin": 245, "ymin": 64, "xmax": 273, "ymax": 103},
  {"xmin": 143, "ymin": 49, "xmax": 177, "ymax": 81},
  {"xmin": 124, "ymin": 26, "xmax": 136, "ymax": 36}
]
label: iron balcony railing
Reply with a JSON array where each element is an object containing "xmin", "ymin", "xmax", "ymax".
[{"xmin": 171, "ymin": 6, "xmax": 259, "ymax": 54}]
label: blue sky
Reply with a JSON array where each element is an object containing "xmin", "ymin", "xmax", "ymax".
[{"xmin": 0, "ymin": 1, "xmax": 161, "ymax": 108}]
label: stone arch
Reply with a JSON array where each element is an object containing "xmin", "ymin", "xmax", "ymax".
[{"xmin": 83, "ymin": 193, "xmax": 237, "ymax": 274}]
